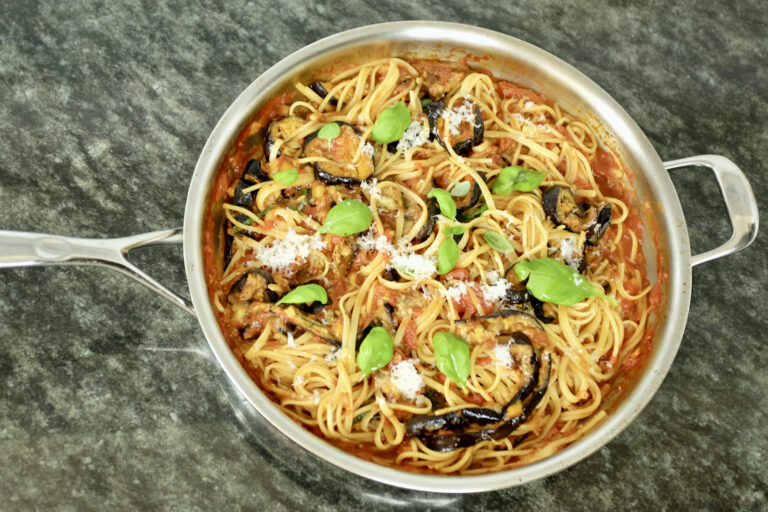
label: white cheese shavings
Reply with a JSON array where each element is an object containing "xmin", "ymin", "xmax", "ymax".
[
  {"xmin": 390, "ymin": 359, "xmax": 424, "ymax": 400},
  {"xmin": 559, "ymin": 237, "xmax": 583, "ymax": 271},
  {"xmin": 360, "ymin": 178, "xmax": 382, "ymax": 201},
  {"xmin": 390, "ymin": 251, "xmax": 437, "ymax": 280},
  {"xmin": 255, "ymin": 230, "xmax": 326, "ymax": 274},
  {"xmin": 397, "ymin": 120, "xmax": 430, "ymax": 153},
  {"xmin": 492, "ymin": 344, "xmax": 514, "ymax": 368},
  {"xmin": 442, "ymin": 99, "xmax": 477, "ymax": 136},
  {"xmin": 478, "ymin": 278, "xmax": 511, "ymax": 304},
  {"xmin": 440, "ymin": 282, "xmax": 469, "ymax": 301},
  {"xmin": 523, "ymin": 101, "xmax": 536, "ymax": 109},
  {"xmin": 362, "ymin": 142, "xmax": 374, "ymax": 158},
  {"xmin": 357, "ymin": 227, "xmax": 395, "ymax": 253},
  {"xmin": 286, "ymin": 331, "xmax": 296, "ymax": 348},
  {"xmin": 486, "ymin": 270, "xmax": 500, "ymax": 284},
  {"xmin": 325, "ymin": 348, "xmax": 341, "ymax": 362},
  {"xmin": 293, "ymin": 375, "xmax": 305, "ymax": 386}
]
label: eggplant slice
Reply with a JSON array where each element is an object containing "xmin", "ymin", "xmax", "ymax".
[
  {"xmin": 542, "ymin": 186, "xmax": 596, "ymax": 232},
  {"xmin": 303, "ymin": 122, "xmax": 374, "ymax": 186},
  {"xmin": 263, "ymin": 116, "xmax": 306, "ymax": 162},
  {"xmin": 414, "ymin": 197, "xmax": 440, "ymax": 243},
  {"xmin": 454, "ymin": 309, "xmax": 545, "ymax": 345},
  {"xmin": 426, "ymin": 101, "xmax": 484, "ymax": 156},
  {"xmin": 244, "ymin": 158, "xmax": 271, "ymax": 183},
  {"xmin": 405, "ymin": 333, "xmax": 552, "ymax": 452},
  {"xmin": 308, "ymin": 81, "xmax": 338, "ymax": 106},
  {"xmin": 542, "ymin": 186, "xmax": 612, "ymax": 246},
  {"xmin": 453, "ymin": 180, "xmax": 482, "ymax": 214},
  {"xmin": 585, "ymin": 204, "xmax": 612, "ymax": 245}
]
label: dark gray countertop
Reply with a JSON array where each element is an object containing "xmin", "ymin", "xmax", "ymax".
[{"xmin": 1, "ymin": 1, "xmax": 766, "ymax": 510}]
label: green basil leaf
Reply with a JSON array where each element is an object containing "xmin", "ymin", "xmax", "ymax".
[
  {"xmin": 449, "ymin": 181, "xmax": 471, "ymax": 197},
  {"xmin": 427, "ymin": 188, "xmax": 457, "ymax": 219},
  {"xmin": 357, "ymin": 326, "xmax": 394, "ymax": 377},
  {"xmin": 432, "ymin": 332, "xmax": 470, "ymax": 392},
  {"xmin": 483, "ymin": 231, "xmax": 514, "ymax": 254},
  {"xmin": 319, "ymin": 199, "xmax": 373, "ymax": 236},
  {"xmin": 437, "ymin": 236, "xmax": 459, "ymax": 275},
  {"xmin": 273, "ymin": 168, "xmax": 298, "ymax": 186},
  {"xmin": 317, "ymin": 122, "xmax": 341, "ymax": 141},
  {"xmin": 276, "ymin": 283, "xmax": 329, "ymax": 305},
  {"xmin": 457, "ymin": 202, "xmax": 488, "ymax": 222},
  {"xmin": 514, "ymin": 257, "xmax": 617, "ymax": 306},
  {"xmin": 372, "ymin": 101, "xmax": 412, "ymax": 144},
  {"xmin": 442, "ymin": 226, "xmax": 465, "ymax": 236},
  {"xmin": 492, "ymin": 166, "xmax": 547, "ymax": 195}
]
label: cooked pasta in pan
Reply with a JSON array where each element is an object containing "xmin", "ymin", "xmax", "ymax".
[{"xmin": 203, "ymin": 57, "xmax": 662, "ymax": 474}]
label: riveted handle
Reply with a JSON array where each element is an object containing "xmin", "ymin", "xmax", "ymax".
[
  {"xmin": 664, "ymin": 155, "xmax": 759, "ymax": 267},
  {"xmin": 0, "ymin": 228, "xmax": 195, "ymax": 314}
]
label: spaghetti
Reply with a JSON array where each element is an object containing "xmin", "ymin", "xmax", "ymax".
[{"xmin": 203, "ymin": 57, "xmax": 661, "ymax": 474}]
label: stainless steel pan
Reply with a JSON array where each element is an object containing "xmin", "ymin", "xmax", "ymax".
[{"xmin": 0, "ymin": 21, "xmax": 758, "ymax": 492}]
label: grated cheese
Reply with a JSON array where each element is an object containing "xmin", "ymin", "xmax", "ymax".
[
  {"xmin": 286, "ymin": 331, "xmax": 296, "ymax": 348},
  {"xmin": 325, "ymin": 348, "xmax": 341, "ymax": 362},
  {"xmin": 440, "ymin": 281, "xmax": 468, "ymax": 301},
  {"xmin": 357, "ymin": 227, "xmax": 395, "ymax": 253},
  {"xmin": 362, "ymin": 142, "xmax": 374, "ymax": 158},
  {"xmin": 442, "ymin": 98, "xmax": 477, "ymax": 136},
  {"xmin": 559, "ymin": 237, "xmax": 583, "ymax": 271},
  {"xmin": 478, "ymin": 278, "xmax": 511, "ymax": 304},
  {"xmin": 389, "ymin": 359, "xmax": 424, "ymax": 399},
  {"xmin": 492, "ymin": 344, "xmax": 514, "ymax": 368},
  {"xmin": 255, "ymin": 230, "xmax": 326, "ymax": 274},
  {"xmin": 360, "ymin": 178, "xmax": 382, "ymax": 201},
  {"xmin": 486, "ymin": 270, "xmax": 500, "ymax": 284},
  {"xmin": 390, "ymin": 250, "xmax": 437, "ymax": 280},
  {"xmin": 397, "ymin": 120, "xmax": 430, "ymax": 153}
]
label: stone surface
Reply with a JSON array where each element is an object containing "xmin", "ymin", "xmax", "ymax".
[{"xmin": 1, "ymin": 1, "xmax": 766, "ymax": 510}]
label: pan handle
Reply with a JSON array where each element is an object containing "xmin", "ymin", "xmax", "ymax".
[
  {"xmin": 0, "ymin": 227, "xmax": 195, "ymax": 315},
  {"xmin": 664, "ymin": 155, "xmax": 759, "ymax": 267}
]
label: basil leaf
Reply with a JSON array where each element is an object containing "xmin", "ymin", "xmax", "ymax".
[
  {"xmin": 319, "ymin": 199, "xmax": 373, "ymax": 236},
  {"xmin": 442, "ymin": 226, "xmax": 465, "ymax": 236},
  {"xmin": 483, "ymin": 231, "xmax": 514, "ymax": 254},
  {"xmin": 371, "ymin": 101, "xmax": 412, "ymax": 144},
  {"xmin": 437, "ymin": 236, "xmax": 459, "ymax": 275},
  {"xmin": 357, "ymin": 326, "xmax": 394, "ymax": 377},
  {"xmin": 427, "ymin": 188, "xmax": 457, "ymax": 219},
  {"xmin": 457, "ymin": 202, "xmax": 488, "ymax": 222},
  {"xmin": 317, "ymin": 122, "xmax": 341, "ymax": 141},
  {"xmin": 514, "ymin": 257, "xmax": 617, "ymax": 306},
  {"xmin": 492, "ymin": 166, "xmax": 547, "ymax": 195},
  {"xmin": 277, "ymin": 283, "xmax": 329, "ymax": 305},
  {"xmin": 273, "ymin": 168, "xmax": 298, "ymax": 186},
  {"xmin": 449, "ymin": 181, "xmax": 471, "ymax": 197},
  {"xmin": 432, "ymin": 332, "xmax": 470, "ymax": 392}
]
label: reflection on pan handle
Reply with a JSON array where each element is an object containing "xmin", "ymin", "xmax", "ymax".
[
  {"xmin": 0, "ymin": 227, "xmax": 194, "ymax": 315},
  {"xmin": 664, "ymin": 155, "xmax": 759, "ymax": 267}
]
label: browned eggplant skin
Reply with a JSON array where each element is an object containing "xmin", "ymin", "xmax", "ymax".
[
  {"xmin": 542, "ymin": 186, "xmax": 612, "ymax": 246},
  {"xmin": 263, "ymin": 116, "xmax": 306, "ymax": 162},
  {"xmin": 405, "ymin": 340, "xmax": 552, "ymax": 452},
  {"xmin": 308, "ymin": 81, "xmax": 338, "ymax": 106},
  {"xmin": 426, "ymin": 101, "xmax": 485, "ymax": 156},
  {"xmin": 302, "ymin": 122, "xmax": 374, "ymax": 187}
]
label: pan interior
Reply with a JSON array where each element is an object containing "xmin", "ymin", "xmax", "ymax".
[{"xmin": 184, "ymin": 21, "xmax": 690, "ymax": 492}]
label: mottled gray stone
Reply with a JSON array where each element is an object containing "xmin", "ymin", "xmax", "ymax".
[{"xmin": 1, "ymin": 0, "xmax": 766, "ymax": 510}]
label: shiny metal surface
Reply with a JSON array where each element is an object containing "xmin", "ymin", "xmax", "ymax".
[
  {"xmin": 180, "ymin": 21, "xmax": 747, "ymax": 492},
  {"xmin": 663, "ymin": 155, "xmax": 759, "ymax": 267},
  {"xmin": 0, "ymin": 228, "xmax": 194, "ymax": 314}
]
